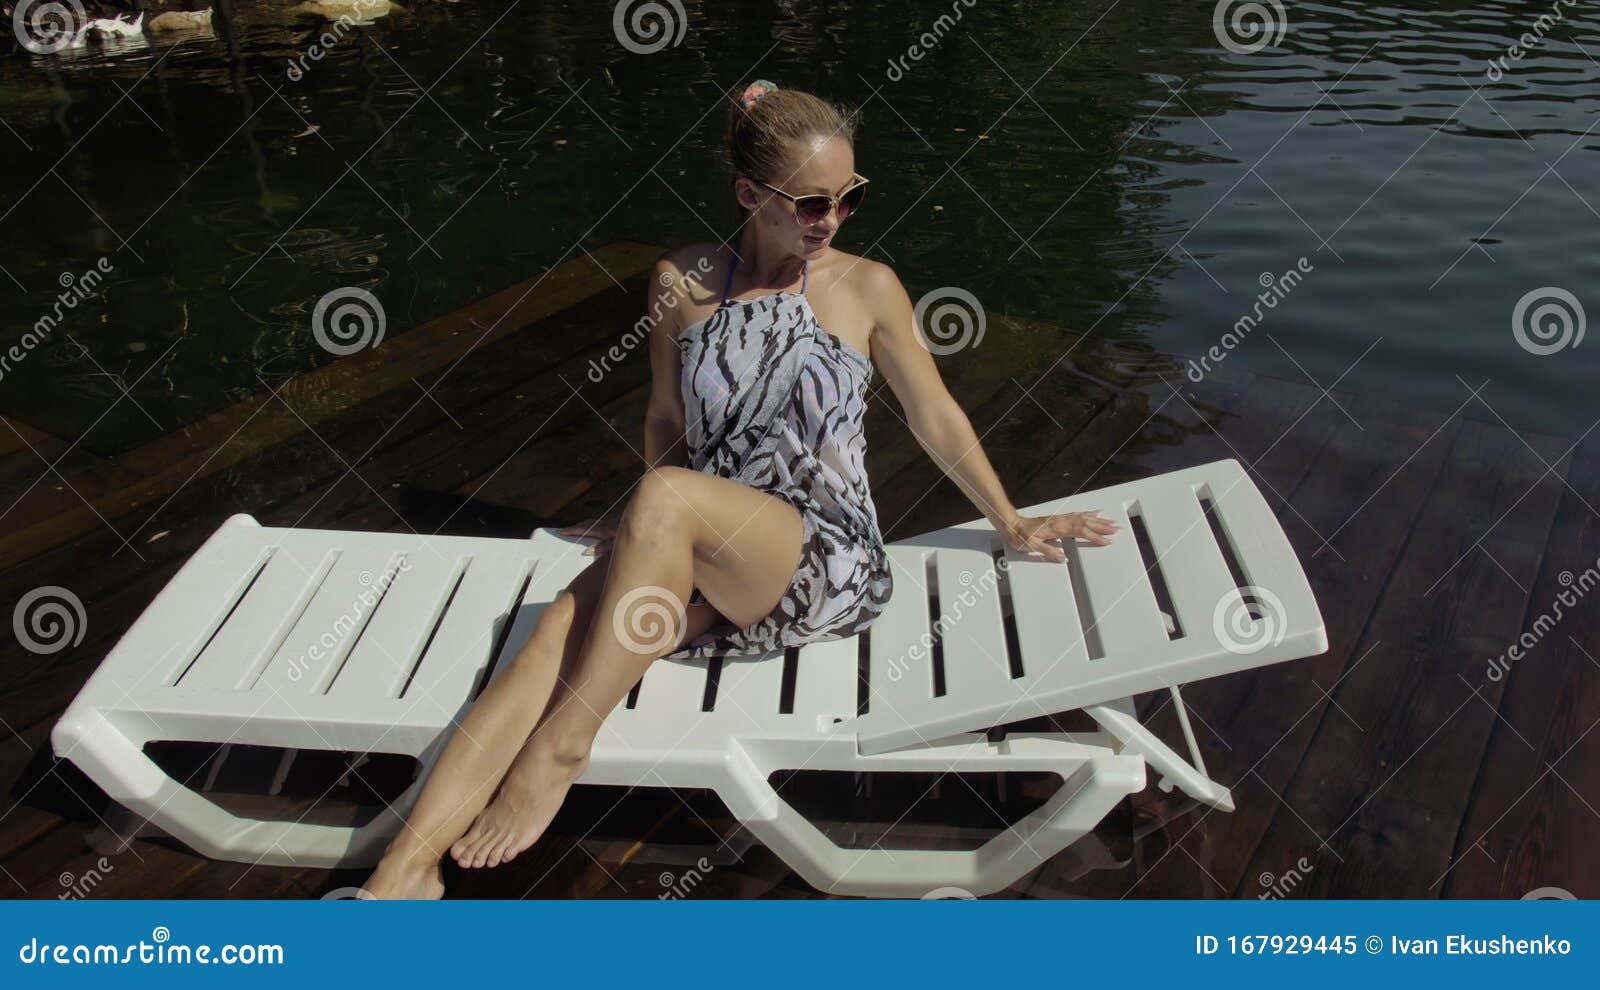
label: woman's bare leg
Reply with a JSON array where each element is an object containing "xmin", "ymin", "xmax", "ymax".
[{"xmin": 449, "ymin": 466, "xmax": 805, "ymax": 869}]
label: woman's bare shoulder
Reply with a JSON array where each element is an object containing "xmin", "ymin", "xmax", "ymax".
[
  {"xmin": 651, "ymin": 243, "xmax": 730, "ymax": 334},
  {"xmin": 819, "ymin": 250, "xmax": 904, "ymax": 323},
  {"xmin": 658, "ymin": 243, "xmax": 728, "ymax": 289}
]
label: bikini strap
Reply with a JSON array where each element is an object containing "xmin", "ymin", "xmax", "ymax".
[{"xmin": 800, "ymin": 258, "xmax": 809, "ymax": 295}]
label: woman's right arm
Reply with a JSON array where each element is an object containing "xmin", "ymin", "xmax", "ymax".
[{"xmin": 643, "ymin": 254, "xmax": 689, "ymax": 468}]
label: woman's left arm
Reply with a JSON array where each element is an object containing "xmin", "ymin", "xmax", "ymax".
[{"xmin": 865, "ymin": 264, "xmax": 1119, "ymax": 562}]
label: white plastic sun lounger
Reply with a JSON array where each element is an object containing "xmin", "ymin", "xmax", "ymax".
[{"xmin": 52, "ymin": 459, "xmax": 1325, "ymax": 897}]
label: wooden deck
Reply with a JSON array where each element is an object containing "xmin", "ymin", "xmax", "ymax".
[{"xmin": 2, "ymin": 241, "xmax": 1595, "ymax": 899}]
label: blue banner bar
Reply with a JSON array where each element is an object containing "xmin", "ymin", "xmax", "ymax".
[{"xmin": 3, "ymin": 900, "xmax": 1590, "ymax": 987}]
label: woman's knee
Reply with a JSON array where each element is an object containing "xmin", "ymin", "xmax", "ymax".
[{"xmin": 620, "ymin": 467, "xmax": 697, "ymax": 537}]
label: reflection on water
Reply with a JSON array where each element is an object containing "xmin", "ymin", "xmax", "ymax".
[{"xmin": 0, "ymin": 0, "xmax": 1596, "ymax": 456}]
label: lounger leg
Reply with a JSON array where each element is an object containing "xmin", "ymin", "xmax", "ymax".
[
  {"xmin": 1085, "ymin": 693, "xmax": 1235, "ymax": 812},
  {"xmin": 53, "ymin": 708, "xmax": 416, "ymax": 868},
  {"xmin": 717, "ymin": 749, "xmax": 1144, "ymax": 898}
]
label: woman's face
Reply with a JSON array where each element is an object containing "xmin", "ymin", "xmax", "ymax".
[{"xmin": 741, "ymin": 134, "xmax": 857, "ymax": 258}]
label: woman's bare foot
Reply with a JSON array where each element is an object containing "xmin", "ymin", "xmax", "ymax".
[
  {"xmin": 449, "ymin": 737, "xmax": 590, "ymax": 869},
  {"xmin": 363, "ymin": 843, "xmax": 447, "ymax": 900}
]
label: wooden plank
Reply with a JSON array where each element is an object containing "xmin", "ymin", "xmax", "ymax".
[
  {"xmin": 1237, "ymin": 419, "xmax": 1568, "ymax": 897},
  {"xmin": 0, "ymin": 240, "xmax": 662, "ymax": 572},
  {"xmin": 1443, "ymin": 434, "xmax": 1600, "ymax": 899}
]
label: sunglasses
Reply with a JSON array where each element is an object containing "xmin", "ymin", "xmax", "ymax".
[{"xmin": 752, "ymin": 173, "xmax": 869, "ymax": 225}]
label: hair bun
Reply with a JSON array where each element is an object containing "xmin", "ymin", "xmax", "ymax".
[{"xmin": 738, "ymin": 79, "xmax": 779, "ymax": 111}]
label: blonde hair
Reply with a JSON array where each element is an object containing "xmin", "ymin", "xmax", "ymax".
[{"xmin": 724, "ymin": 83, "xmax": 860, "ymax": 224}]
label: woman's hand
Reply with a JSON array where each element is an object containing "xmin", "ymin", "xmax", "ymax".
[
  {"xmin": 558, "ymin": 517, "xmax": 619, "ymax": 557},
  {"xmin": 1001, "ymin": 511, "xmax": 1118, "ymax": 563}
]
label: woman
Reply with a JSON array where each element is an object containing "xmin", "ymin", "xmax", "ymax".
[{"xmin": 363, "ymin": 80, "xmax": 1117, "ymax": 899}]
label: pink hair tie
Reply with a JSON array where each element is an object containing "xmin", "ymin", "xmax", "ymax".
[{"xmin": 739, "ymin": 79, "xmax": 779, "ymax": 111}]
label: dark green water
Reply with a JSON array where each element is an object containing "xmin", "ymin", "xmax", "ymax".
[{"xmin": 1, "ymin": 0, "xmax": 1596, "ymax": 458}]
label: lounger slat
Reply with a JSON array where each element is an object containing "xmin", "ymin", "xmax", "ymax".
[
  {"xmin": 257, "ymin": 549, "xmax": 408, "ymax": 695},
  {"xmin": 1202, "ymin": 465, "xmax": 1325, "ymax": 655},
  {"xmin": 134, "ymin": 518, "xmax": 273, "ymax": 687},
  {"xmin": 328, "ymin": 554, "xmax": 466, "ymax": 699},
  {"xmin": 1005, "ymin": 550, "xmax": 1093, "ymax": 684},
  {"xmin": 714, "ymin": 654, "xmax": 785, "ymax": 721},
  {"xmin": 865, "ymin": 546, "xmax": 935, "ymax": 723},
  {"xmin": 633, "ymin": 657, "xmax": 711, "ymax": 715},
  {"xmin": 934, "ymin": 545, "xmax": 1014, "ymax": 708},
  {"xmin": 1070, "ymin": 504, "xmax": 1169, "ymax": 661},
  {"xmin": 1132, "ymin": 483, "xmax": 1239, "ymax": 653},
  {"xmin": 790, "ymin": 635, "xmax": 858, "ymax": 721},
  {"xmin": 178, "ymin": 542, "xmax": 339, "ymax": 692},
  {"xmin": 401, "ymin": 552, "xmax": 537, "ymax": 714}
]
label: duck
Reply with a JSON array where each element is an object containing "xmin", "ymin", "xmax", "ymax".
[
  {"xmin": 292, "ymin": 0, "xmax": 398, "ymax": 21},
  {"xmin": 66, "ymin": 11, "xmax": 145, "ymax": 49},
  {"xmin": 146, "ymin": 8, "xmax": 213, "ymax": 33}
]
